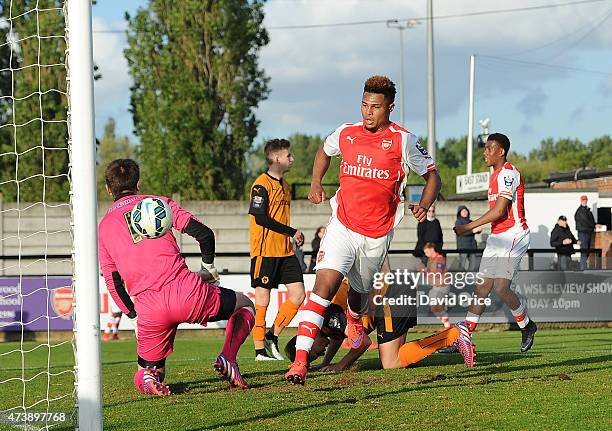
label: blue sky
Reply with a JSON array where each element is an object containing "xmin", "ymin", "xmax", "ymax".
[{"xmin": 91, "ymin": 0, "xmax": 612, "ymax": 157}]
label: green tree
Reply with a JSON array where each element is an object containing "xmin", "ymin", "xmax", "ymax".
[
  {"xmin": 125, "ymin": 0, "xmax": 269, "ymax": 200},
  {"xmin": 96, "ymin": 118, "xmax": 136, "ymax": 200},
  {"xmin": 0, "ymin": 0, "xmax": 69, "ymax": 202},
  {"xmin": 284, "ymin": 133, "xmax": 341, "ymax": 199},
  {"xmin": 244, "ymin": 134, "xmax": 342, "ymax": 199}
]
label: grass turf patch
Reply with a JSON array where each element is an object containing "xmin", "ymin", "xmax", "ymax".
[{"xmin": 0, "ymin": 328, "xmax": 610, "ymax": 430}]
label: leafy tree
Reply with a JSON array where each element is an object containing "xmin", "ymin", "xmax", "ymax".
[
  {"xmin": 96, "ymin": 118, "xmax": 136, "ymax": 200},
  {"xmin": 0, "ymin": 0, "xmax": 69, "ymax": 202},
  {"xmin": 125, "ymin": 0, "xmax": 269, "ymax": 200},
  {"xmin": 244, "ymin": 133, "xmax": 342, "ymax": 199}
]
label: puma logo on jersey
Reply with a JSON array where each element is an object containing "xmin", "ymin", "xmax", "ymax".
[{"xmin": 346, "ymin": 136, "xmax": 356, "ymax": 144}]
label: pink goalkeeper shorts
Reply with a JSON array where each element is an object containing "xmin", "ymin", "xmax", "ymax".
[{"xmin": 134, "ymin": 269, "xmax": 221, "ymax": 362}]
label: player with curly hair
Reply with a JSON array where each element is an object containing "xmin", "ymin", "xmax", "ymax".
[{"xmin": 285, "ymin": 76, "xmax": 442, "ymax": 384}]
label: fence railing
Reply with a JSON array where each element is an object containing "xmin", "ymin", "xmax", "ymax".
[{"xmin": 0, "ymin": 248, "xmax": 605, "ymax": 272}]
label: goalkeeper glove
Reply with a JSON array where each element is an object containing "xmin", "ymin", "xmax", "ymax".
[{"xmin": 199, "ymin": 261, "xmax": 220, "ymax": 285}]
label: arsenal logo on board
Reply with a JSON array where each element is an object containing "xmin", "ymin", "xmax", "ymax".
[
  {"xmin": 51, "ymin": 286, "xmax": 74, "ymax": 320},
  {"xmin": 381, "ymin": 139, "xmax": 392, "ymax": 150}
]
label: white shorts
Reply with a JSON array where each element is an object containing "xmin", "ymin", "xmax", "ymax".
[
  {"xmin": 315, "ymin": 215, "xmax": 393, "ymax": 294},
  {"xmin": 479, "ymin": 228, "xmax": 530, "ymax": 280}
]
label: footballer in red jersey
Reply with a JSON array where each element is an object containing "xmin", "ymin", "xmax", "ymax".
[
  {"xmin": 454, "ymin": 133, "xmax": 537, "ymax": 362},
  {"xmin": 285, "ymin": 75, "xmax": 442, "ymax": 384}
]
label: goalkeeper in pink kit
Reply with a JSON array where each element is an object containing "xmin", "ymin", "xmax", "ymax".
[{"xmin": 98, "ymin": 159, "xmax": 255, "ymax": 395}]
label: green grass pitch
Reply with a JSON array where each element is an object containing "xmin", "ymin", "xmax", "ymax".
[{"xmin": 0, "ymin": 328, "xmax": 610, "ymax": 431}]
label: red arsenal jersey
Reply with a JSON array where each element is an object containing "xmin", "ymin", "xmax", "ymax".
[
  {"xmin": 488, "ymin": 162, "xmax": 528, "ymax": 234},
  {"xmin": 323, "ymin": 121, "xmax": 436, "ymax": 238}
]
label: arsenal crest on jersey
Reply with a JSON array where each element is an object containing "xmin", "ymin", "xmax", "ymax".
[
  {"xmin": 381, "ymin": 139, "xmax": 393, "ymax": 150},
  {"xmin": 317, "ymin": 250, "xmax": 325, "ymax": 263},
  {"xmin": 51, "ymin": 286, "xmax": 74, "ymax": 320}
]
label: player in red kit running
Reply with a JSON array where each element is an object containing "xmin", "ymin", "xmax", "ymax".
[
  {"xmin": 454, "ymin": 133, "xmax": 537, "ymax": 365},
  {"xmin": 285, "ymin": 76, "xmax": 442, "ymax": 385},
  {"xmin": 98, "ymin": 159, "xmax": 255, "ymax": 395}
]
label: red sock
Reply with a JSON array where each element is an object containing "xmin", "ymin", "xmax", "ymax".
[
  {"xmin": 295, "ymin": 293, "xmax": 330, "ymax": 363},
  {"xmin": 221, "ymin": 307, "xmax": 254, "ymax": 362}
]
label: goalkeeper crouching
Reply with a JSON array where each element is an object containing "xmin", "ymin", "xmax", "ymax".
[{"xmin": 98, "ymin": 159, "xmax": 255, "ymax": 395}]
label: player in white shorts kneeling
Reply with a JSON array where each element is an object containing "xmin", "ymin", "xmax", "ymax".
[{"xmin": 454, "ymin": 133, "xmax": 537, "ymax": 367}]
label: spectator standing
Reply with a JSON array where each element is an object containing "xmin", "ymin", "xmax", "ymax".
[
  {"xmin": 455, "ymin": 205, "xmax": 481, "ymax": 271},
  {"xmin": 415, "ymin": 206, "xmax": 443, "ymax": 263},
  {"xmin": 550, "ymin": 215, "xmax": 577, "ymax": 271},
  {"xmin": 574, "ymin": 195, "xmax": 596, "ymax": 271}
]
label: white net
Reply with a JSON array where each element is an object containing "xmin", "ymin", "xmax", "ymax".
[{"xmin": 0, "ymin": 1, "xmax": 76, "ymax": 429}]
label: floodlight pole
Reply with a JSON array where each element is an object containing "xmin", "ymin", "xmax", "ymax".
[
  {"xmin": 386, "ymin": 19, "xmax": 418, "ymax": 128},
  {"xmin": 426, "ymin": 0, "xmax": 436, "ymax": 161},
  {"xmin": 467, "ymin": 54, "xmax": 475, "ymax": 175}
]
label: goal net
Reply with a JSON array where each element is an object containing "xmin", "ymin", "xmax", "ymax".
[{"xmin": 0, "ymin": 1, "xmax": 101, "ymax": 429}]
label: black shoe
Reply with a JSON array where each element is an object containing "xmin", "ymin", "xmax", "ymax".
[
  {"xmin": 520, "ymin": 320, "xmax": 537, "ymax": 352},
  {"xmin": 437, "ymin": 345, "xmax": 458, "ymax": 354},
  {"xmin": 264, "ymin": 332, "xmax": 284, "ymax": 360},
  {"xmin": 255, "ymin": 348, "xmax": 277, "ymax": 361}
]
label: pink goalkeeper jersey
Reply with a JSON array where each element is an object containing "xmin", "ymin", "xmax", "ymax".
[{"xmin": 98, "ymin": 194, "xmax": 195, "ymax": 314}]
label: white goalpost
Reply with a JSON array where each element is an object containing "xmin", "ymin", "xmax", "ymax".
[
  {"xmin": 66, "ymin": 0, "xmax": 103, "ymax": 430},
  {"xmin": 0, "ymin": 1, "xmax": 102, "ymax": 429}
]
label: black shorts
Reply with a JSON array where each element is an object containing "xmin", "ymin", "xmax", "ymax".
[
  {"xmin": 250, "ymin": 255, "xmax": 304, "ymax": 289},
  {"xmin": 374, "ymin": 281, "xmax": 417, "ymax": 344}
]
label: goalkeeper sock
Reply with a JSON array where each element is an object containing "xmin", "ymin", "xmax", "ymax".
[
  {"xmin": 511, "ymin": 303, "xmax": 530, "ymax": 329},
  {"xmin": 222, "ymin": 307, "xmax": 254, "ymax": 362},
  {"xmin": 273, "ymin": 299, "xmax": 301, "ymax": 335},
  {"xmin": 399, "ymin": 327, "xmax": 460, "ymax": 367},
  {"xmin": 295, "ymin": 293, "xmax": 329, "ymax": 363}
]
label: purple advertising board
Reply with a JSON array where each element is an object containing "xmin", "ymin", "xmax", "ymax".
[{"xmin": 0, "ymin": 277, "xmax": 73, "ymax": 332}]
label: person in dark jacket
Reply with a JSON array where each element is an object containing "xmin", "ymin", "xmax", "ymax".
[
  {"xmin": 415, "ymin": 206, "xmax": 443, "ymax": 264},
  {"xmin": 308, "ymin": 226, "xmax": 326, "ymax": 273},
  {"xmin": 574, "ymin": 195, "xmax": 596, "ymax": 270},
  {"xmin": 455, "ymin": 205, "xmax": 482, "ymax": 271},
  {"xmin": 550, "ymin": 215, "xmax": 577, "ymax": 271}
]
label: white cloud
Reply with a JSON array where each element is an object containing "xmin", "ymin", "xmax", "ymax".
[
  {"xmin": 92, "ymin": 16, "xmax": 133, "ymax": 138},
  {"xmin": 256, "ymin": 0, "xmax": 612, "ymax": 148},
  {"xmin": 90, "ymin": 0, "xmax": 612, "ymax": 151}
]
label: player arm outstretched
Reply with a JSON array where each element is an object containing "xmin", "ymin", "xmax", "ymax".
[
  {"xmin": 183, "ymin": 218, "xmax": 221, "ymax": 282},
  {"xmin": 320, "ymin": 336, "xmax": 372, "ymax": 372},
  {"xmin": 409, "ymin": 170, "xmax": 442, "ymax": 222},
  {"xmin": 318, "ymin": 337, "xmax": 343, "ymax": 369},
  {"xmin": 308, "ymin": 145, "xmax": 332, "ymax": 204},
  {"xmin": 249, "ymin": 184, "xmax": 304, "ymax": 246},
  {"xmin": 454, "ymin": 197, "xmax": 511, "ymax": 236},
  {"xmin": 165, "ymin": 198, "xmax": 220, "ymax": 283},
  {"xmin": 403, "ymin": 136, "xmax": 442, "ymax": 222}
]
